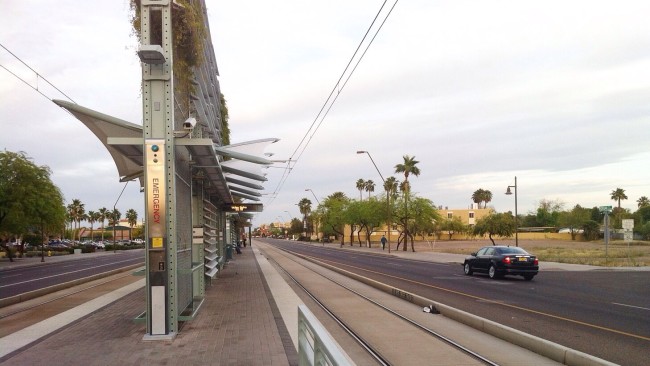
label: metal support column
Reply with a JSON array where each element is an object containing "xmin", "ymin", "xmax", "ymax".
[{"xmin": 140, "ymin": 0, "xmax": 177, "ymax": 340}]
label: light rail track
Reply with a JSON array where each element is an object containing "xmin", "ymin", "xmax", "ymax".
[{"xmin": 260, "ymin": 244, "xmax": 499, "ymax": 366}]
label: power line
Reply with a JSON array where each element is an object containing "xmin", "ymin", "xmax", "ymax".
[
  {"xmin": 266, "ymin": 0, "xmax": 400, "ymax": 205},
  {"xmin": 0, "ymin": 42, "xmax": 77, "ymax": 104}
]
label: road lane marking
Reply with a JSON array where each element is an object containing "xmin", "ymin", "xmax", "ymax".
[
  {"xmin": 613, "ymin": 302, "xmax": 650, "ymax": 311},
  {"xmin": 0, "ymin": 258, "xmax": 140, "ymax": 289},
  {"xmin": 292, "ymin": 251, "xmax": 650, "ymax": 343}
]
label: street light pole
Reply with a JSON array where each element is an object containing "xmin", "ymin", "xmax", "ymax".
[
  {"xmin": 305, "ymin": 188, "xmax": 320, "ymax": 204},
  {"xmin": 305, "ymin": 189, "xmax": 320, "ymax": 241},
  {"xmin": 356, "ymin": 150, "xmax": 390, "ymax": 253},
  {"xmin": 113, "ymin": 180, "xmax": 131, "ymax": 253},
  {"xmin": 505, "ymin": 176, "xmax": 518, "ymax": 247}
]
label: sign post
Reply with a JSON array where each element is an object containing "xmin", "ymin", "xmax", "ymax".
[
  {"xmin": 622, "ymin": 219, "xmax": 634, "ymax": 254},
  {"xmin": 599, "ymin": 206, "xmax": 612, "ymax": 265}
]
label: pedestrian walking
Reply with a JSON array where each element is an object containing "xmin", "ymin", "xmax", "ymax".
[{"xmin": 380, "ymin": 235, "xmax": 387, "ymax": 251}]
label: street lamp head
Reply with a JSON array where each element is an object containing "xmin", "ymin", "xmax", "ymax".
[
  {"xmin": 505, "ymin": 187, "xmax": 513, "ymax": 195},
  {"xmin": 356, "ymin": 150, "xmax": 367, "ymax": 154}
]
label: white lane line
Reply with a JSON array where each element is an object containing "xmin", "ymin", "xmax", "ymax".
[
  {"xmin": 0, "ymin": 258, "xmax": 139, "ymax": 288},
  {"xmin": 612, "ymin": 302, "xmax": 650, "ymax": 311}
]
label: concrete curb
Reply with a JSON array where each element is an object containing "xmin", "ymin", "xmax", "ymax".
[
  {"xmin": 0, "ymin": 264, "xmax": 144, "ymax": 308},
  {"xmin": 294, "ymin": 252, "xmax": 617, "ymax": 366}
]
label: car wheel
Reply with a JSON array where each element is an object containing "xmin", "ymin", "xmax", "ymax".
[
  {"xmin": 488, "ymin": 265, "xmax": 498, "ymax": 279},
  {"xmin": 463, "ymin": 262, "xmax": 473, "ymax": 276},
  {"xmin": 523, "ymin": 274, "xmax": 535, "ymax": 281}
]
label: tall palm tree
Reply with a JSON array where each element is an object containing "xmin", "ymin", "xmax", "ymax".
[
  {"xmin": 66, "ymin": 199, "xmax": 85, "ymax": 242},
  {"xmin": 298, "ymin": 198, "xmax": 312, "ymax": 235},
  {"xmin": 610, "ymin": 188, "xmax": 628, "ymax": 209},
  {"xmin": 355, "ymin": 179, "xmax": 365, "ymax": 200},
  {"xmin": 126, "ymin": 209, "xmax": 138, "ymax": 241},
  {"xmin": 364, "ymin": 180, "xmax": 375, "ymax": 199},
  {"xmin": 471, "ymin": 189, "xmax": 485, "ymax": 208},
  {"xmin": 394, "ymin": 155, "xmax": 420, "ymax": 251},
  {"xmin": 109, "ymin": 208, "xmax": 121, "ymax": 247},
  {"xmin": 482, "ymin": 189, "xmax": 493, "ymax": 208},
  {"xmin": 383, "ymin": 176, "xmax": 399, "ymax": 248},
  {"xmin": 88, "ymin": 211, "xmax": 101, "ymax": 242},
  {"xmin": 98, "ymin": 207, "xmax": 108, "ymax": 242},
  {"xmin": 637, "ymin": 196, "xmax": 649, "ymax": 208}
]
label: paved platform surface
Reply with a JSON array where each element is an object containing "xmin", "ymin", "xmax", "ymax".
[{"xmin": 0, "ymin": 245, "xmax": 298, "ymax": 366}]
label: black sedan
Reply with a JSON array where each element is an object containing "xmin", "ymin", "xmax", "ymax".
[{"xmin": 463, "ymin": 246, "xmax": 539, "ymax": 280}]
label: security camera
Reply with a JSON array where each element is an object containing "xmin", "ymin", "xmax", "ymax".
[{"xmin": 183, "ymin": 117, "xmax": 197, "ymax": 130}]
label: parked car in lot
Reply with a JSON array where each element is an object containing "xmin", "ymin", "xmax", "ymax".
[{"xmin": 463, "ymin": 245, "xmax": 539, "ymax": 280}]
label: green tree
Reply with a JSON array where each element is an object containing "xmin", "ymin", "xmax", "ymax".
[
  {"xmin": 394, "ymin": 155, "xmax": 420, "ymax": 251},
  {"xmin": 636, "ymin": 221, "xmax": 650, "ymax": 240},
  {"xmin": 355, "ymin": 179, "xmax": 365, "ymax": 200},
  {"xmin": 440, "ymin": 215, "xmax": 468, "ymax": 240},
  {"xmin": 582, "ymin": 220, "xmax": 601, "ymax": 241},
  {"xmin": 408, "ymin": 197, "xmax": 440, "ymax": 242},
  {"xmin": 289, "ymin": 218, "xmax": 303, "ymax": 236},
  {"xmin": 558, "ymin": 204, "xmax": 590, "ymax": 240},
  {"xmin": 347, "ymin": 198, "xmax": 385, "ymax": 247},
  {"xmin": 637, "ymin": 196, "xmax": 649, "ymax": 208},
  {"xmin": 610, "ymin": 188, "xmax": 628, "ymax": 209},
  {"xmin": 0, "ymin": 151, "xmax": 66, "ymax": 261},
  {"xmin": 316, "ymin": 192, "xmax": 349, "ymax": 246},
  {"xmin": 126, "ymin": 209, "xmax": 138, "ymax": 240},
  {"xmin": 473, "ymin": 213, "xmax": 516, "ymax": 245},
  {"xmin": 535, "ymin": 199, "xmax": 564, "ymax": 227}
]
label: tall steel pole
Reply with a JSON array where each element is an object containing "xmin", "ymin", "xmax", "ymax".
[
  {"xmin": 506, "ymin": 176, "xmax": 518, "ymax": 247},
  {"xmin": 356, "ymin": 151, "xmax": 390, "ymax": 253}
]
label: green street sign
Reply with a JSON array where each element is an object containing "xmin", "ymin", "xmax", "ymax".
[{"xmin": 599, "ymin": 205, "xmax": 612, "ymax": 212}]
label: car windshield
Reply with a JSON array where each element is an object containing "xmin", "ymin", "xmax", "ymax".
[{"xmin": 498, "ymin": 247, "xmax": 529, "ymax": 255}]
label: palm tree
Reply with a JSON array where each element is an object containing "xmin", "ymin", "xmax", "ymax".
[
  {"xmin": 383, "ymin": 176, "xmax": 399, "ymax": 249},
  {"xmin": 298, "ymin": 198, "xmax": 312, "ymax": 235},
  {"xmin": 482, "ymin": 189, "xmax": 493, "ymax": 208},
  {"xmin": 384, "ymin": 176, "xmax": 399, "ymax": 200},
  {"xmin": 637, "ymin": 196, "xmax": 649, "ymax": 208},
  {"xmin": 109, "ymin": 208, "xmax": 121, "ymax": 249},
  {"xmin": 394, "ymin": 155, "xmax": 420, "ymax": 251},
  {"xmin": 356, "ymin": 179, "xmax": 365, "ymax": 200},
  {"xmin": 98, "ymin": 207, "xmax": 109, "ymax": 243},
  {"xmin": 471, "ymin": 188, "xmax": 493, "ymax": 208},
  {"xmin": 472, "ymin": 189, "xmax": 484, "ymax": 208},
  {"xmin": 126, "ymin": 209, "xmax": 138, "ymax": 241},
  {"xmin": 364, "ymin": 180, "xmax": 375, "ymax": 199},
  {"xmin": 610, "ymin": 188, "xmax": 628, "ymax": 209},
  {"xmin": 66, "ymin": 199, "xmax": 85, "ymax": 242},
  {"xmin": 88, "ymin": 211, "xmax": 101, "ymax": 242}
]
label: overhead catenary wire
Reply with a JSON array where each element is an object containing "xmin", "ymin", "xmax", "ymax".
[
  {"xmin": 0, "ymin": 42, "xmax": 77, "ymax": 104},
  {"xmin": 266, "ymin": 0, "xmax": 400, "ymax": 205}
]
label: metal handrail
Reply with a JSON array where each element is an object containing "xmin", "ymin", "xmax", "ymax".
[{"xmin": 297, "ymin": 305, "xmax": 352, "ymax": 366}]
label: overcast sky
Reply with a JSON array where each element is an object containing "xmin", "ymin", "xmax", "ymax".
[{"xmin": 1, "ymin": 0, "xmax": 649, "ymax": 228}]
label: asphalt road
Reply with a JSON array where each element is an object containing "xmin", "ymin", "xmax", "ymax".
[
  {"xmin": 262, "ymin": 238, "xmax": 650, "ymax": 366},
  {"xmin": 0, "ymin": 250, "xmax": 144, "ymax": 299}
]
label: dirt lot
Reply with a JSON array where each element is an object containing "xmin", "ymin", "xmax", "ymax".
[{"xmin": 402, "ymin": 239, "xmax": 650, "ymax": 267}]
